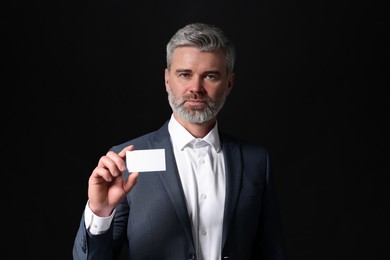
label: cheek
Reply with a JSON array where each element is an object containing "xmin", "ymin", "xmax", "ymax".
[
  {"xmin": 208, "ymin": 85, "xmax": 229, "ymax": 98},
  {"xmin": 168, "ymin": 78, "xmax": 186, "ymax": 93}
]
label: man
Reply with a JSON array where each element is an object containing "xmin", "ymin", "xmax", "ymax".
[{"xmin": 73, "ymin": 22, "xmax": 287, "ymax": 259}]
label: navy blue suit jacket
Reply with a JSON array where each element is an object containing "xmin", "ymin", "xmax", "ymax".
[{"xmin": 73, "ymin": 120, "xmax": 287, "ymax": 259}]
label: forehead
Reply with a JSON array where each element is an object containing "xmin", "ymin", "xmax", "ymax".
[{"xmin": 171, "ymin": 46, "xmax": 226, "ymax": 71}]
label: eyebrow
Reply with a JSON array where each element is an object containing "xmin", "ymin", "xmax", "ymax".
[
  {"xmin": 174, "ymin": 69, "xmax": 192, "ymax": 74},
  {"xmin": 174, "ymin": 69, "xmax": 222, "ymax": 75}
]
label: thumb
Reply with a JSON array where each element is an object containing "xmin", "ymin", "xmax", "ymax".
[{"xmin": 123, "ymin": 172, "xmax": 139, "ymax": 194}]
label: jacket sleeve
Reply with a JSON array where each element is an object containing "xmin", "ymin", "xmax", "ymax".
[{"xmin": 72, "ymin": 198, "xmax": 129, "ymax": 260}]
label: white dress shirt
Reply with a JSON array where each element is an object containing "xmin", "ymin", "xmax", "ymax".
[
  {"xmin": 84, "ymin": 114, "xmax": 226, "ymax": 259},
  {"xmin": 168, "ymin": 115, "xmax": 226, "ymax": 260}
]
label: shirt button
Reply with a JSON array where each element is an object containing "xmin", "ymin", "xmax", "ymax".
[
  {"xmin": 201, "ymin": 230, "xmax": 207, "ymax": 236},
  {"xmin": 199, "ymin": 159, "xmax": 205, "ymax": 164},
  {"xmin": 201, "ymin": 194, "xmax": 207, "ymax": 200}
]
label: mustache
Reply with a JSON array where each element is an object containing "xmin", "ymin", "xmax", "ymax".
[{"xmin": 182, "ymin": 94, "xmax": 209, "ymax": 102}]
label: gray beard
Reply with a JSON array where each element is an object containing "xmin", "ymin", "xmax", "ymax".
[{"xmin": 167, "ymin": 88, "xmax": 226, "ymax": 124}]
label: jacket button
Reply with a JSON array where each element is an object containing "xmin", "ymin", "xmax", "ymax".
[{"xmin": 188, "ymin": 253, "xmax": 196, "ymax": 260}]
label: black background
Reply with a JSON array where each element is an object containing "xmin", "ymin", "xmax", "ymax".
[{"xmin": 3, "ymin": 0, "xmax": 389, "ymax": 259}]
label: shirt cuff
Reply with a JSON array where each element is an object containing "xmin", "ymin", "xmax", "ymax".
[{"xmin": 84, "ymin": 201, "xmax": 116, "ymax": 235}]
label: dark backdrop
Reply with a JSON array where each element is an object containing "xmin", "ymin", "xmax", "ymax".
[{"xmin": 3, "ymin": 0, "xmax": 388, "ymax": 259}]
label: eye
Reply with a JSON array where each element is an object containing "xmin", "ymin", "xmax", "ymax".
[
  {"xmin": 205, "ymin": 73, "xmax": 218, "ymax": 80},
  {"xmin": 179, "ymin": 72, "xmax": 192, "ymax": 79}
]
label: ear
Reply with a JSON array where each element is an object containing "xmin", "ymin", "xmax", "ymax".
[
  {"xmin": 226, "ymin": 72, "xmax": 235, "ymax": 96},
  {"xmin": 164, "ymin": 68, "xmax": 169, "ymax": 92}
]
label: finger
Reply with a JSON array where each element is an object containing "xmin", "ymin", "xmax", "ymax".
[
  {"xmin": 118, "ymin": 145, "xmax": 135, "ymax": 158},
  {"xmin": 115, "ymin": 145, "xmax": 135, "ymax": 172},
  {"xmin": 123, "ymin": 172, "xmax": 139, "ymax": 194},
  {"xmin": 98, "ymin": 155, "xmax": 123, "ymax": 177},
  {"xmin": 91, "ymin": 166, "xmax": 114, "ymax": 182}
]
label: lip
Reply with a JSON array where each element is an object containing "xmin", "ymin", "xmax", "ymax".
[{"xmin": 186, "ymin": 99, "xmax": 206, "ymax": 106}]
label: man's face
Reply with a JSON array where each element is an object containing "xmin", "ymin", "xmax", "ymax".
[{"xmin": 165, "ymin": 46, "xmax": 234, "ymax": 124}]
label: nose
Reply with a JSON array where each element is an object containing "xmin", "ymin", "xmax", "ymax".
[{"xmin": 189, "ymin": 76, "xmax": 204, "ymax": 93}]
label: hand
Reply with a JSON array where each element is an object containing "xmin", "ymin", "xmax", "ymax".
[{"xmin": 88, "ymin": 145, "xmax": 139, "ymax": 217}]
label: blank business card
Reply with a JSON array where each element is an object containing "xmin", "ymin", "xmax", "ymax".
[{"xmin": 126, "ymin": 149, "xmax": 166, "ymax": 172}]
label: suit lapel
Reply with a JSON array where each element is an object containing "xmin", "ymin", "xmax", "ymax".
[
  {"xmin": 150, "ymin": 123, "xmax": 195, "ymax": 249},
  {"xmin": 221, "ymin": 136, "xmax": 242, "ymax": 247}
]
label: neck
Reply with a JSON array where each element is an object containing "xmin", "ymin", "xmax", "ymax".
[{"xmin": 173, "ymin": 113, "xmax": 216, "ymax": 138}]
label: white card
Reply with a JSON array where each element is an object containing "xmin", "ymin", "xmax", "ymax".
[{"xmin": 126, "ymin": 149, "xmax": 166, "ymax": 172}]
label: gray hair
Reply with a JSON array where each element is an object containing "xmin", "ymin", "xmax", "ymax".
[{"xmin": 166, "ymin": 23, "xmax": 235, "ymax": 75}]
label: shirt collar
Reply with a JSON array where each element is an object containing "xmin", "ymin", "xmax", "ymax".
[{"xmin": 168, "ymin": 114, "xmax": 221, "ymax": 152}]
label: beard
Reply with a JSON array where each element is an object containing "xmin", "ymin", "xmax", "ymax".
[{"xmin": 167, "ymin": 87, "xmax": 227, "ymax": 124}]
